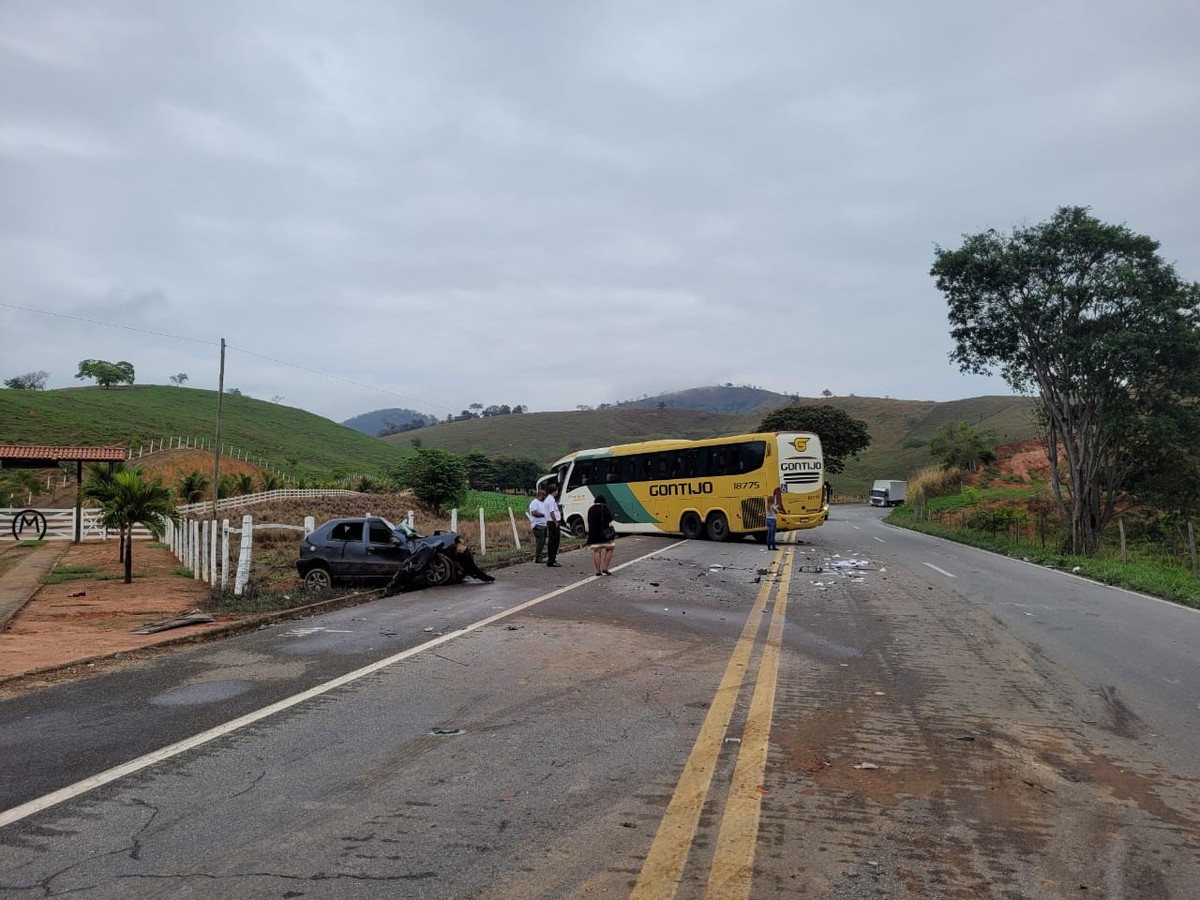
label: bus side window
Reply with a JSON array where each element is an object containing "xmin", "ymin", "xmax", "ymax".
[
  {"xmin": 605, "ymin": 460, "xmax": 620, "ymax": 483},
  {"xmin": 568, "ymin": 461, "xmax": 591, "ymax": 490},
  {"xmin": 741, "ymin": 441, "xmax": 766, "ymax": 472},
  {"xmin": 683, "ymin": 449, "xmax": 699, "ymax": 478},
  {"xmin": 708, "ymin": 448, "xmax": 727, "ymax": 477}
]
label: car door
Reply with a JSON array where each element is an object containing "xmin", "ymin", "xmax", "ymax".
[
  {"xmin": 330, "ymin": 519, "xmax": 369, "ymax": 577},
  {"xmin": 363, "ymin": 518, "xmax": 405, "ymax": 581}
]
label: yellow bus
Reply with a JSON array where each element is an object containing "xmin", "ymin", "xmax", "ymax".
[{"xmin": 542, "ymin": 432, "xmax": 827, "ymax": 542}]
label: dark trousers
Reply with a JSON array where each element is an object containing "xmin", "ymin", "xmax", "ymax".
[
  {"xmin": 546, "ymin": 521, "xmax": 561, "ymax": 564},
  {"xmin": 532, "ymin": 525, "xmax": 547, "ymax": 561}
]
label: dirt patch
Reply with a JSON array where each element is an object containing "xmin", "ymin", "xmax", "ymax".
[
  {"xmin": 992, "ymin": 437, "xmax": 1052, "ymax": 483},
  {"xmin": 0, "ymin": 541, "xmax": 226, "ymax": 680}
]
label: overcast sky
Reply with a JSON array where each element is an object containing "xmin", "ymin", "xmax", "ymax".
[{"xmin": 3, "ymin": 1, "xmax": 1198, "ymax": 423}]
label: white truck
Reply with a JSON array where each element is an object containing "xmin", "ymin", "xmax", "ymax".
[{"xmin": 868, "ymin": 480, "xmax": 906, "ymax": 507}]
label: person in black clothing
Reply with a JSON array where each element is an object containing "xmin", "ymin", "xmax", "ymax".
[
  {"xmin": 453, "ymin": 536, "xmax": 495, "ymax": 582},
  {"xmin": 586, "ymin": 495, "xmax": 616, "ymax": 576},
  {"xmin": 544, "ymin": 485, "xmax": 563, "ymax": 567}
]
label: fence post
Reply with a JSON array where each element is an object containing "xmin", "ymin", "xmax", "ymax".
[
  {"xmin": 479, "ymin": 508, "xmax": 486, "ymax": 556},
  {"xmin": 407, "ymin": 510, "xmax": 415, "ymax": 530},
  {"xmin": 304, "ymin": 516, "xmax": 315, "ymax": 536},
  {"xmin": 1118, "ymin": 518, "xmax": 1127, "ymax": 563},
  {"xmin": 221, "ymin": 519, "xmax": 230, "ymax": 591},
  {"xmin": 450, "ymin": 509, "xmax": 458, "ymax": 532},
  {"xmin": 209, "ymin": 518, "xmax": 217, "ymax": 585},
  {"xmin": 1189, "ymin": 520, "xmax": 1197, "ymax": 578},
  {"xmin": 234, "ymin": 514, "xmax": 253, "ymax": 596},
  {"xmin": 508, "ymin": 507, "xmax": 521, "ymax": 548},
  {"xmin": 191, "ymin": 520, "xmax": 201, "ymax": 580},
  {"xmin": 200, "ymin": 520, "xmax": 210, "ymax": 582}
]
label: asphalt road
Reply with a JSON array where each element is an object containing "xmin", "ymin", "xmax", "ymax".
[{"xmin": 0, "ymin": 510, "xmax": 1197, "ymax": 898}]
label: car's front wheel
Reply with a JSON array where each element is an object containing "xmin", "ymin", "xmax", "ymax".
[
  {"xmin": 303, "ymin": 566, "xmax": 332, "ymax": 591},
  {"xmin": 424, "ymin": 552, "xmax": 454, "ymax": 586}
]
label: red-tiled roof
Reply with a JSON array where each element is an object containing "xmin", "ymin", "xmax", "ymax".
[{"xmin": 0, "ymin": 445, "xmax": 126, "ymax": 462}]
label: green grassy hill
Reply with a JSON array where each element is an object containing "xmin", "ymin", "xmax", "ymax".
[
  {"xmin": 0, "ymin": 385, "xmax": 406, "ymax": 483},
  {"xmin": 389, "ymin": 394, "xmax": 1041, "ymax": 496},
  {"xmin": 1, "ymin": 386, "xmax": 1040, "ymax": 494}
]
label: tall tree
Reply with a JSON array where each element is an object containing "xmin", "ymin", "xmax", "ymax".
[
  {"xmin": 931, "ymin": 206, "xmax": 1200, "ymax": 554},
  {"xmin": 75, "ymin": 359, "xmax": 135, "ymax": 388},
  {"xmin": 168, "ymin": 373, "xmax": 189, "ymax": 386},
  {"xmin": 390, "ymin": 448, "xmax": 468, "ymax": 510},
  {"xmin": 4, "ymin": 370, "xmax": 49, "ymax": 390},
  {"xmin": 757, "ymin": 405, "xmax": 871, "ymax": 475}
]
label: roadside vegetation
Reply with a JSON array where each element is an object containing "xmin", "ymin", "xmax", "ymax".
[{"xmin": 891, "ymin": 465, "xmax": 1200, "ymax": 609}]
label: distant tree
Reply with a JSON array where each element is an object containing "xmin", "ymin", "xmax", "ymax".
[
  {"xmin": 391, "ymin": 448, "xmax": 468, "ymax": 510},
  {"xmin": 928, "ymin": 421, "xmax": 998, "ymax": 472},
  {"xmin": 168, "ymin": 373, "xmax": 189, "ymax": 386},
  {"xmin": 577, "ymin": 404, "xmax": 593, "ymax": 411},
  {"xmin": 493, "ymin": 457, "xmax": 542, "ymax": 491},
  {"xmin": 4, "ymin": 370, "xmax": 49, "ymax": 390},
  {"xmin": 821, "ymin": 389, "xmax": 833, "ymax": 398},
  {"xmin": 354, "ymin": 475, "xmax": 379, "ymax": 493},
  {"xmin": 270, "ymin": 394, "xmax": 285, "ymax": 404},
  {"xmin": 226, "ymin": 388, "xmax": 243, "ymax": 397},
  {"xmin": 469, "ymin": 402, "xmax": 484, "ymax": 413},
  {"xmin": 177, "ymin": 470, "xmax": 210, "ymax": 504},
  {"xmin": 757, "ymin": 404, "xmax": 871, "ymax": 475},
  {"xmin": 656, "ymin": 401, "xmax": 667, "ymax": 410},
  {"xmin": 463, "ymin": 451, "xmax": 498, "ymax": 487},
  {"xmin": 512, "ymin": 405, "xmax": 526, "ymax": 414},
  {"xmin": 410, "ymin": 437, "xmax": 423, "ymax": 449},
  {"xmin": 932, "ymin": 205, "xmax": 1200, "ymax": 553},
  {"xmin": 75, "ymin": 359, "xmax": 135, "ymax": 389}
]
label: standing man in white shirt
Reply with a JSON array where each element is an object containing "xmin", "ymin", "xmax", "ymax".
[
  {"xmin": 527, "ymin": 488, "xmax": 548, "ymax": 564},
  {"xmin": 543, "ymin": 485, "xmax": 563, "ymax": 567}
]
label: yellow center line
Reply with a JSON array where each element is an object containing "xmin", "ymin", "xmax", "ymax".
[
  {"xmin": 631, "ymin": 549, "xmax": 783, "ymax": 899},
  {"xmin": 705, "ymin": 547, "xmax": 794, "ymax": 898}
]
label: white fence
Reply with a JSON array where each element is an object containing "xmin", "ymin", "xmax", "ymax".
[
  {"xmin": 1, "ymin": 507, "xmax": 155, "ymax": 543},
  {"xmin": 176, "ymin": 488, "xmax": 364, "ymax": 516}
]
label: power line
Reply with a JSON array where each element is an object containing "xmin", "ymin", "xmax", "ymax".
[{"xmin": 2, "ymin": 301, "xmax": 456, "ymax": 413}]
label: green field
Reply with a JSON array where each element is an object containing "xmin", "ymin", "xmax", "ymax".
[{"xmin": 2, "ymin": 385, "xmax": 1040, "ymax": 493}]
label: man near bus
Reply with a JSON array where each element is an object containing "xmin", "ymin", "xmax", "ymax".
[
  {"xmin": 544, "ymin": 485, "xmax": 563, "ymax": 567},
  {"xmin": 528, "ymin": 488, "xmax": 548, "ymax": 563}
]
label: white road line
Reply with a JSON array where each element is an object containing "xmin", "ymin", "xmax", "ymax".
[
  {"xmin": 0, "ymin": 540, "xmax": 689, "ymax": 829},
  {"xmin": 872, "ymin": 536, "xmax": 885, "ymax": 543},
  {"xmin": 923, "ymin": 562, "xmax": 957, "ymax": 578}
]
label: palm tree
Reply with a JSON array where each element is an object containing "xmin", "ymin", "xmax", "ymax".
[
  {"xmin": 235, "ymin": 473, "xmax": 255, "ymax": 495},
  {"xmin": 177, "ymin": 470, "xmax": 210, "ymax": 504},
  {"xmin": 82, "ymin": 462, "xmax": 131, "ymax": 562},
  {"xmin": 258, "ymin": 472, "xmax": 283, "ymax": 492},
  {"xmin": 96, "ymin": 470, "xmax": 177, "ymax": 584}
]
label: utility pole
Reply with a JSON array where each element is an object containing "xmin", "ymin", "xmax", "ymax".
[{"xmin": 211, "ymin": 338, "xmax": 226, "ymax": 521}]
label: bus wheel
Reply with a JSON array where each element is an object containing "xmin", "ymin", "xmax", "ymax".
[
  {"xmin": 680, "ymin": 512, "xmax": 703, "ymax": 540},
  {"xmin": 706, "ymin": 511, "xmax": 730, "ymax": 542},
  {"xmin": 567, "ymin": 516, "xmax": 587, "ymax": 538}
]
